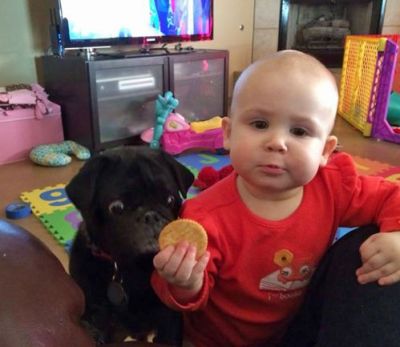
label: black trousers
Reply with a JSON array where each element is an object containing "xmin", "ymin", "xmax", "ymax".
[{"xmin": 279, "ymin": 225, "xmax": 400, "ymax": 347}]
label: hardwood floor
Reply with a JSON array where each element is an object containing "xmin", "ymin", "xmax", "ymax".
[
  {"xmin": 0, "ymin": 158, "xmax": 83, "ymax": 270},
  {"xmin": 333, "ymin": 116, "xmax": 400, "ymax": 166},
  {"xmin": 0, "ymin": 116, "xmax": 399, "ymax": 271}
]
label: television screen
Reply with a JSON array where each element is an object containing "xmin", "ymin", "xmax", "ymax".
[{"xmin": 57, "ymin": 0, "xmax": 213, "ymax": 48}]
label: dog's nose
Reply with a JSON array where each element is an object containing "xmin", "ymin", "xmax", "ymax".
[{"xmin": 143, "ymin": 211, "xmax": 161, "ymax": 224}]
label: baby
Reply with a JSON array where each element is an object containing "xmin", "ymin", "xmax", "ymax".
[{"xmin": 152, "ymin": 50, "xmax": 400, "ymax": 346}]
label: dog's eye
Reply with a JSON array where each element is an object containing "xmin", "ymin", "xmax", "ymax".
[
  {"xmin": 167, "ymin": 195, "xmax": 175, "ymax": 206},
  {"xmin": 108, "ymin": 200, "xmax": 125, "ymax": 215}
]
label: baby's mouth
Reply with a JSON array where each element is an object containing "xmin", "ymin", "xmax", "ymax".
[{"xmin": 260, "ymin": 164, "xmax": 285, "ymax": 175}]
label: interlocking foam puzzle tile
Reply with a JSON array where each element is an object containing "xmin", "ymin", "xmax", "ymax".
[
  {"xmin": 350, "ymin": 155, "xmax": 393, "ymax": 176},
  {"xmin": 20, "ymin": 183, "xmax": 81, "ymax": 245},
  {"xmin": 377, "ymin": 166, "xmax": 400, "ymax": 184},
  {"xmin": 20, "ymin": 183, "xmax": 72, "ymax": 215},
  {"xmin": 39, "ymin": 206, "xmax": 82, "ymax": 245}
]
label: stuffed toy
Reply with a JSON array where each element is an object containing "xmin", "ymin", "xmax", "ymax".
[
  {"xmin": 30, "ymin": 140, "xmax": 91, "ymax": 167},
  {"xmin": 193, "ymin": 164, "xmax": 233, "ymax": 190}
]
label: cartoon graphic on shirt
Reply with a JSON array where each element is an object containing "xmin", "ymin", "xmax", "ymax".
[{"xmin": 259, "ymin": 249, "xmax": 315, "ymax": 291}]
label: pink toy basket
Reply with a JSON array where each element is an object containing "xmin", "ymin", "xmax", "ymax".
[{"xmin": 0, "ymin": 84, "xmax": 64, "ymax": 164}]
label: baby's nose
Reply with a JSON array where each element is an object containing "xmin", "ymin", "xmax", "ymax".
[{"xmin": 265, "ymin": 132, "xmax": 288, "ymax": 152}]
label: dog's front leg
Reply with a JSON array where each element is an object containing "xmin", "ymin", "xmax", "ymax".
[{"xmin": 69, "ymin": 230, "xmax": 117, "ymax": 343}]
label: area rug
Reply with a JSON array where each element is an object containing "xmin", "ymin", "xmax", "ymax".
[{"xmin": 20, "ymin": 152, "xmax": 400, "ymax": 250}]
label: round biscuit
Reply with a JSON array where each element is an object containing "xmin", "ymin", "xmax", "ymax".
[{"xmin": 159, "ymin": 219, "xmax": 208, "ymax": 258}]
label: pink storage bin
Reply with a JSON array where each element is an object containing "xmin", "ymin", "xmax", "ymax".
[{"xmin": 0, "ymin": 101, "xmax": 64, "ymax": 165}]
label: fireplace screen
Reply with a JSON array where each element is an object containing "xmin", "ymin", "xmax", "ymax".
[{"xmin": 278, "ymin": 0, "xmax": 386, "ymax": 67}]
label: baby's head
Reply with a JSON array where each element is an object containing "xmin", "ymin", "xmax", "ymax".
[
  {"xmin": 231, "ymin": 50, "xmax": 339, "ymax": 132},
  {"xmin": 223, "ymin": 50, "xmax": 339, "ymax": 195}
]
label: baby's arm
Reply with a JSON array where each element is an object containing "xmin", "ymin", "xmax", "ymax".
[
  {"xmin": 153, "ymin": 241, "xmax": 210, "ymax": 303},
  {"xmin": 356, "ymin": 231, "xmax": 400, "ymax": 285}
]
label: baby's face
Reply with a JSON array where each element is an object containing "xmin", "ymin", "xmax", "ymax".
[{"xmin": 223, "ymin": 54, "xmax": 338, "ymax": 197}]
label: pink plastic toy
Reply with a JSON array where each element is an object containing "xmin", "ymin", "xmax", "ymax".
[{"xmin": 141, "ymin": 113, "xmax": 224, "ymax": 155}]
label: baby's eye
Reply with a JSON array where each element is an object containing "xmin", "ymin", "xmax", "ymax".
[
  {"xmin": 250, "ymin": 120, "xmax": 269, "ymax": 130},
  {"xmin": 290, "ymin": 127, "xmax": 308, "ymax": 137}
]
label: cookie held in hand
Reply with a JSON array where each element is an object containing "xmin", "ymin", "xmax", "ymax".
[{"xmin": 159, "ymin": 219, "xmax": 208, "ymax": 258}]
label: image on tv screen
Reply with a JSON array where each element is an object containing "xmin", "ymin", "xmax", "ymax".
[{"xmin": 60, "ymin": 0, "xmax": 213, "ymax": 41}]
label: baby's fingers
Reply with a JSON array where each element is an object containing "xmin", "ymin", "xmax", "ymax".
[
  {"xmin": 161, "ymin": 241, "xmax": 190, "ymax": 275},
  {"xmin": 174, "ymin": 249, "xmax": 210, "ymax": 288},
  {"xmin": 378, "ymin": 269, "xmax": 400, "ymax": 286},
  {"xmin": 356, "ymin": 253, "xmax": 385, "ymax": 277},
  {"xmin": 153, "ymin": 245, "xmax": 175, "ymax": 270},
  {"xmin": 173, "ymin": 245, "xmax": 198, "ymax": 285},
  {"xmin": 192, "ymin": 251, "xmax": 210, "ymax": 277},
  {"xmin": 357, "ymin": 262, "xmax": 396, "ymax": 284}
]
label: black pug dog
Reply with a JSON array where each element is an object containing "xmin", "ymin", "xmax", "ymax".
[{"xmin": 65, "ymin": 146, "xmax": 194, "ymax": 345}]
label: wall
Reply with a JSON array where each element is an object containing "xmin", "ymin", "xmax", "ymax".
[
  {"xmin": 0, "ymin": 0, "xmax": 32, "ymax": 84},
  {"xmin": 252, "ymin": 0, "xmax": 280, "ymax": 61},
  {"xmin": 0, "ymin": 0, "xmax": 254, "ymax": 97},
  {"xmin": 194, "ymin": 0, "xmax": 254, "ymax": 95},
  {"xmin": 0, "ymin": 0, "xmax": 52, "ymax": 85},
  {"xmin": 382, "ymin": 0, "xmax": 400, "ymax": 34}
]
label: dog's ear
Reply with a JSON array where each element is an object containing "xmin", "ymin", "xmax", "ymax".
[
  {"xmin": 66, "ymin": 155, "xmax": 110, "ymax": 212},
  {"xmin": 161, "ymin": 152, "xmax": 194, "ymax": 198}
]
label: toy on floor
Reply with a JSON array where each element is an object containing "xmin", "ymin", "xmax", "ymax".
[
  {"xmin": 30, "ymin": 140, "xmax": 91, "ymax": 167},
  {"xmin": 5, "ymin": 202, "xmax": 31, "ymax": 219},
  {"xmin": 387, "ymin": 91, "xmax": 400, "ymax": 126},
  {"xmin": 193, "ymin": 164, "xmax": 233, "ymax": 190},
  {"xmin": 141, "ymin": 93, "xmax": 225, "ymax": 155},
  {"xmin": 142, "ymin": 113, "xmax": 225, "ymax": 155},
  {"xmin": 150, "ymin": 91, "xmax": 179, "ymax": 149}
]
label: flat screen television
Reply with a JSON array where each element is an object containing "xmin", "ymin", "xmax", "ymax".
[{"xmin": 55, "ymin": 0, "xmax": 214, "ymax": 49}]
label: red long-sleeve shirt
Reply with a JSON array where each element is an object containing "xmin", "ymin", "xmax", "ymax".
[{"xmin": 152, "ymin": 152, "xmax": 400, "ymax": 347}]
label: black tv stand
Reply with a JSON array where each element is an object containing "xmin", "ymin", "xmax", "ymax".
[{"xmin": 40, "ymin": 49, "xmax": 229, "ymax": 152}]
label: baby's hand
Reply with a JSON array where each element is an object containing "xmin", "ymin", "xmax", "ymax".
[
  {"xmin": 153, "ymin": 241, "xmax": 210, "ymax": 299},
  {"xmin": 356, "ymin": 231, "xmax": 400, "ymax": 285}
]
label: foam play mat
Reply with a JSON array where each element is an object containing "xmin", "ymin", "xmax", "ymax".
[
  {"xmin": 20, "ymin": 152, "xmax": 230, "ymax": 249},
  {"xmin": 20, "ymin": 152, "xmax": 400, "ymax": 250}
]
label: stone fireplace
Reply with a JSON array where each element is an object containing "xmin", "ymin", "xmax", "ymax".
[{"xmin": 278, "ymin": 0, "xmax": 387, "ymax": 67}]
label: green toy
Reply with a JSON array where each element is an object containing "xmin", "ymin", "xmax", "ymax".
[
  {"xmin": 387, "ymin": 91, "xmax": 400, "ymax": 126},
  {"xmin": 30, "ymin": 140, "xmax": 91, "ymax": 167}
]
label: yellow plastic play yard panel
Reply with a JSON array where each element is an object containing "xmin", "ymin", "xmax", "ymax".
[{"xmin": 338, "ymin": 36, "xmax": 388, "ymax": 136}]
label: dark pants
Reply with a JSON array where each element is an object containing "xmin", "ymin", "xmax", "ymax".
[{"xmin": 279, "ymin": 225, "xmax": 400, "ymax": 347}]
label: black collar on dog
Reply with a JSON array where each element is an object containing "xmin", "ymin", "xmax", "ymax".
[
  {"xmin": 89, "ymin": 243, "xmax": 114, "ymax": 262},
  {"xmin": 82, "ymin": 222, "xmax": 114, "ymax": 262},
  {"xmin": 86, "ymin": 239, "xmax": 129, "ymax": 306},
  {"xmin": 90, "ymin": 244, "xmax": 129, "ymax": 306}
]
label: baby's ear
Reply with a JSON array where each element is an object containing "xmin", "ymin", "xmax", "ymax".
[
  {"xmin": 222, "ymin": 117, "xmax": 232, "ymax": 150},
  {"xmin": 320, "ymin": 135, "xmax": 338, "ymax": 166}
]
